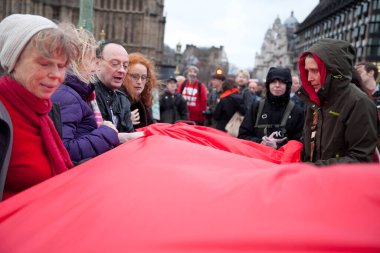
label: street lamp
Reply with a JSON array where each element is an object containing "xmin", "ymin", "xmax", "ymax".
[
  {"xmin": 98, "ymin": 29, "xmax": 106, "ymax": 45},
  {"xmin": 78, "ymin": 0, "xmax": 94, "ymax": 32},
  {"xmin": 174, "ymin": 41, "xmax": 182, "ymax": 76}
]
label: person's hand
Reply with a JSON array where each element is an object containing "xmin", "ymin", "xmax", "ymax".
[
  {"xmin": 118, "ymin": 131, "xmax": 145, "ymax": 143},
  {"xmin": 131, "ymin": 109, "xmax": 140, "ymax": 125},
  {"xmin": 261, "ymin": 131, "xmax": 287, "ymax": 149},
  {"xmin": 102, "ymin": 120, "xmax": 118, "ymax": 133}
]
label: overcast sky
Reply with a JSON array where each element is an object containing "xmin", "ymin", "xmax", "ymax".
[{"xmin": 164, "ymin": 0, "xmax": 319, "ymax": 71}]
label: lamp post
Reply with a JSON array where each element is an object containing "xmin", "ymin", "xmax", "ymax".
[
  {"xmin": 174, "ymin": 41, "xmax": 182, "ymax": 76},
  {"xmin": 78, "ymin": 0, "xmax": 94, "ymax": 32},
  {"xmin": 98, "ymin": 29, "xmax": 106, "ymax": 45}
]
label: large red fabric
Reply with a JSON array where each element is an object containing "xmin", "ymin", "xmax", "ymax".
[
  {"xmin": 143, "ymin": 123, "xmax": 303, "ymax": 163},
  {"xmin": 0, "ymin": 124, "xmax": 380, "ymax": 252}
]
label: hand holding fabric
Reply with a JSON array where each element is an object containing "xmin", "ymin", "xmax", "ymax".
[
  {"xmin": 261, "ymin": 131, "xmax": 287, "ymax": 149},
  {"xmin": 118, "ymin": 131, "xmax": 145, "ymax": 143}
]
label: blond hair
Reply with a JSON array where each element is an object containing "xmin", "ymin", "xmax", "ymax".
[
  {"xmin": 236, "ymin": 69, "xmax": 250, "ymax": 79},
  {"xmin": 70, "ymin": 27, "xmax": 97, "ymax": 83},
  {"xmin": 30, "ymin": 22, "xmax": 80, "ymax": 69}
]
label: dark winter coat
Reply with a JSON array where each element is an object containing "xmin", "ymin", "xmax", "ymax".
[
  {"xmin": 130, "ymin": 100, "xmax": 154, "ymax": 130},
  {"xmin": 94, "ymin": 80, "xmax": 134, "ymax": 133},
  {"xmin": 298, "ymin": 38, "xmax": 377, "ymax": 165},
  {"xmin": 242, "ymin": 88, "xmax": 261, "ymax": 111},
  {"xmin": 290, "ymin": 92, "xmax": 305, "ymax": 111},
  {"xmin": 159, "ymin": 90, "xmax": 188, "ymax": 124},
  {"xmin": 0, "ymin": 100, "xmax": 12, "ymax": 200},
  {"xmin": 238, "ymin": 98, "xmax": 304, "ymax": 147},
  {"xmin": 118, "ymin": 87, "xmax": 154, "ymax": 130},
  {"xmin": 52, "ymin": 74, "xmax": 119, "ymax": 164},
  {"xmin": 213, "ymin": 92, "xmax": 246, "ymax": 132}
]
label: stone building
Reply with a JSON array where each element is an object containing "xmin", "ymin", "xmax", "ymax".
[
  {"xmin": 0, "ymin": 0, "xmax": 166, "ymax": 66},
  {"xmin": 253, "ymin": 12, "xmax": 299, "ymax": 81},
  {"xmin": 180, "ymin": 44, "xmax": 229, "ymax": 84},
  {"xmin": 295, "ymin": 0, "xmax": 380, "ymax": 70}
]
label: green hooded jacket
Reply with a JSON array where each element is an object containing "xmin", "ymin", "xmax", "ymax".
[{"xmin": 298, "ymin": 38, "xmax": 377, "ymax": 166}]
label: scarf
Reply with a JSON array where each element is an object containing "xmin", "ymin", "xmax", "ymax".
[
  {"xmin": 88, "ymin": 90, "xmax": 103, "ymax": 127},
  {"xmin": 298, "ymin": 52, "xmax": 327, "ymax": 106},
  {"xmin": 220, "ymin": 88, "xmax": 239, "ymax": 99},
  {"xmin": 0, "ymin": 75, "xmax": 73, "ymax": 175}
]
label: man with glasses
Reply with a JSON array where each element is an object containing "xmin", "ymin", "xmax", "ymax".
[{"xmin": 94, "ymin": 40, "xmax": 134, "ymax": 133}]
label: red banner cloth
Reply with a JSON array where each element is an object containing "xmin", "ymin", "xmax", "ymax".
[
  {"xmin": 0, "ymin": 124, "xmax": 380, "ymax": 252},
  {"xmin": 143, "ymin": 123, "xmax": 303, "ymax": 163}
]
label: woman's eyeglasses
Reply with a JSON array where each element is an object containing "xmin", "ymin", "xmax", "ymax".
[{"xmin": 128, "ymin": 73, "xmax": 148, "ymax": 82}]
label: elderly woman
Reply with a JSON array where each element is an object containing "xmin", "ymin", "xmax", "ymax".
[
  {"xmin": 0, "ymin": 14, "xmax": 79, "ymax": 200},
  {"xmin": 52, "ymin": 28, "xmax": 120, "ymax": 165},
  {"xmin": 121, "ymin": 52, "xmax": 158, "ymax": 129}
]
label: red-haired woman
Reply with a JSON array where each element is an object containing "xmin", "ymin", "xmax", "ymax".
[{"xmin": 121, "ymin": 53, "xmax": 158, "ymax": 129}]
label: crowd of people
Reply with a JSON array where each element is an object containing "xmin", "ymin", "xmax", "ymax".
[{"xmin": 0, "ymin": 14, "xmax": 379, "ymax": 201}]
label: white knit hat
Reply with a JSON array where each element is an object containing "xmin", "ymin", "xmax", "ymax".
[{"xmin": 0, "ymin": 14, "xmax": 57, "ymax": 73}]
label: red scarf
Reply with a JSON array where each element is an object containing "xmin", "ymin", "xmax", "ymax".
[
  {"xmin": 220, "ymin": 88, "xmax": 239, "ymax": 99},
  {"xmin": 298, "ymin": 53, "xmax": 327, "ymax": 106},
  {"xmin": 0, "ymin": 76, "xmax": 73, "ymax": 175}
]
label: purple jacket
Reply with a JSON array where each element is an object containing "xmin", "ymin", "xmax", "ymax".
[{"xmin": 52, "ymin": 74, "xmax": 119, "ymax": 164}]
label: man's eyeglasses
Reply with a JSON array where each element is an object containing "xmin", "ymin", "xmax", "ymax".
[
  {"xmin": 129, "ymin": 73, "xmax": 148, "ymax": 82},
  {"xmin": 101, "ymin": 58, "xmax": 129, "ymax": 71}
]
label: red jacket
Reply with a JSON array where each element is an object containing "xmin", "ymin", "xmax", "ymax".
[
  {"xmin": 0, "ymin": 93, "xmax": 53, "ymax": 200},
  {"xmin": 178, "ymin": 80, "xmax": 207, "ymax": 122}
]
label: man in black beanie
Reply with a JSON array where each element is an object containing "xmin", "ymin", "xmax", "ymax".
[{"xmin": 238, "ymin": 67, "xmax": 304, "ymax": 149}]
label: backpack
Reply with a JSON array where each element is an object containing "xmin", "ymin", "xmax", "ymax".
[
  {"xmin": 180, "ymin": 79, "xmax": 202, "ymax": 98},
  {"xmin": 254, "ymin": 99, "xmax": 295, "ymax": 136}
]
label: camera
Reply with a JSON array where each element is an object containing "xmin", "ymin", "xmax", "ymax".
[{"xmin": 273, "ymin": 130, "xmax": 284, "ymax": 139}]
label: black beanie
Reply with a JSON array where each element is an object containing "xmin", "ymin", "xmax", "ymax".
[
  {"xmin": 265, "ymin": 67, "xmax": 292, "ymax": 87},
  {"xmin": 265, "ymin": 67, "xmax": 292, "ymax": 105}
]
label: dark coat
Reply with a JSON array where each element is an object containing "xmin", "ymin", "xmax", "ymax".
[
  {"xmin": 0, "ymin": 100, "xmax": 12, "ymax": 200},
  {"xmin": 159, "ymin": 90, "xmax": 188, "ymax": 124},
  {"xmin": 52, "ymin": 75, "xmax": 119, "ymax": 164},
  {"xmin": 290, "ymin": 93, "xmax": 305, "ymax": 111},
  {"xmin": 94, "ymin": 80, "xmax": 134, "ymax": 133},
  {"xmin": 298, "ymin": 38, "xmax": 377, "ymax": 165},
  {"xmin": 238, "ymin": 98, "xmax": 304, "ymax": 147},
  {"xmin": 242, "ymin": 88, "xmax": 260, "ymax": 111},
  {"xmin": 213, "ymin": 92, "xmax": 245, "ymax": 132},
  {"xmin": 130, "ymin": 100, "xmax": 154, "ymax": 130}
]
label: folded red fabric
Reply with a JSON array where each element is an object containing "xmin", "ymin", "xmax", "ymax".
[{"xmin": 0, "ymin": 124, "xmax": 379, "ymax": 252}]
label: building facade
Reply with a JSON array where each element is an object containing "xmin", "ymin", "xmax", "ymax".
[
  {"xmin": 0, "ymin": 0, "xmax": 166, "ymax": 66},
  {"xmin": 180, "ymin": 44, "xmax": 229, "ymax": 84},
  {"xmin": 253, "ymin": 13, "xmax": 299, "ymax": 81},
  {"xmin": 295, "ymin": 0, "xmax": 380, "ymax": 71}
]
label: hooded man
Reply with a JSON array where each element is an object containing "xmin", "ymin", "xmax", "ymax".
[
  {"xmin": 238, "ymin": 67, "xmax": 304, "ymax": 149},
  {"xmin": 298, "ymin": 38, "xmax": 377, "ymax": 165}
]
